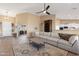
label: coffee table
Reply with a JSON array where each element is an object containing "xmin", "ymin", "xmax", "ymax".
[{"xmin": 29, "ymin": 37, "xmax": 45, "ymax": 51}]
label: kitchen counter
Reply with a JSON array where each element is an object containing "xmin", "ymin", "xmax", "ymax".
[{"xmin": 55, "ymin": 30, "xmax": 79, "ymax": 35}]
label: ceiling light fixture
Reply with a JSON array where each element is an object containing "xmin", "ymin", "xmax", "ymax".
[{"xmin": 43, "ymin": 10, "xmax": 46, "ymax": 13}]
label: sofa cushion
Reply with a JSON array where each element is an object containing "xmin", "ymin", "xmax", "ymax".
[
  {"xmin": 43, "ymin": 32, "xmax": 51, "ymax": 36},
  {"xmin": 46, "ymin": 37, "xmax": 59, "ymax": 42},
  {"xmin": 39, "ymin": 35, "xmax": 44, "ymax": 38},
  {"xmin": 45, "ymin": 39, "xmax": 58, "ymax": 46},
  {"xmin": 58, "ymin": 43, "xmax": 72, "ymax": 51},
  {"xmin": 69, "ymin": 35, "xmax": 78, "ymax": 45},
  {"xmin": 51, "ymin": 32, "xmax": 60, "ymax": 39},
  {"xmin": 58, "ymin": 39, "xmax": 72, "ymax": 47},
  {"xmin": 39, "ymin": 32, "xmax": 44, "ymax": 35},
  {"xmin": 58, "ymin": 33, "xmax": 73, "ymax": 41}
]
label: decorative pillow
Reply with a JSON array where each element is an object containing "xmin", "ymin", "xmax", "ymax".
[
  {"xmin": 69, "ymin": 35, "xmax": 78, "ymax": 44},
  {"xmin": 58, "ymin": 33, "xmax": 74, "ymax": 41}
]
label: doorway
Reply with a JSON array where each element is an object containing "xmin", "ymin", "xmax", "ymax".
[{"xmin": 44, "ymin": 20, "xmax": 52, "ymax": 32}]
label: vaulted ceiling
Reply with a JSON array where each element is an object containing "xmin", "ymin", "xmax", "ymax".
[{"xmin": 0, "ymin": 3, "xmax": 79, "ymax": 19}]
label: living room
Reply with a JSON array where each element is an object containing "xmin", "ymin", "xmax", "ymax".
[{"xmin": 0, "ymin": 3, "xmax": 79, "ymax": 56}]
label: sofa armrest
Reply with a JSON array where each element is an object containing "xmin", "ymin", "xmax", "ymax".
[{"xmin": 72, "ymin": 40, "xmax": 77, "ymax": 47}]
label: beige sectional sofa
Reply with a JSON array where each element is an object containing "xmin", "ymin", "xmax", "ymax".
[{"xmin": 32, "ymin": 32, "xmax": 79, "ymax": 54}]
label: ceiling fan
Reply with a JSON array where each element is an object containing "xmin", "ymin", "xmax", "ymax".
[{"xmin": 36, "ymin": 3, "xmax": 51, "ymax": 15}]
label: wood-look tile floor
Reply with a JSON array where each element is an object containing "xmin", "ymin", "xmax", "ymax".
[
  {"xmin": 0, "ymin": 37, "xmax": 14, "ymax": 56},
  {"xmin": 0, "ymin": 36, "xmax": 78, "ymax": 56}
]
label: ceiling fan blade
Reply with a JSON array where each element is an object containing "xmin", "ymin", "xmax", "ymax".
[
  {"xmin": 46, "ymin": 11, "xmax": 50, "ymax": 15},
  {"xmin": 46, "ymin": 5, "xmax": 50, "ymax": 10},
  {"xmin": 36, "ymin": 10, "xmax": 44, "ymax": 13}
]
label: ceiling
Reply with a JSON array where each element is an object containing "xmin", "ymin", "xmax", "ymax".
[{"xmin": 0, "ymin": 3, "xmax": 79, "ymax": 19}]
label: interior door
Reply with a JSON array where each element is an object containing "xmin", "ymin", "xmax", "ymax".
[{"xmin": 2, "ymin": 22, "xmax": 12, "ymax": 36}]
